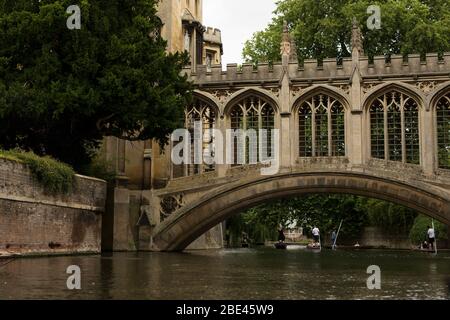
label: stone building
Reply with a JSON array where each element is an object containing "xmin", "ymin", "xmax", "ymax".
[{"xmin": 101, "ymin": 0, "xmax": 224, "ymax": 251}]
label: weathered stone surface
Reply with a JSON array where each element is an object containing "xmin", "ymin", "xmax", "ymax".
[{"xmin": 0, "ymin": 159, "xmax": 106, "ymax": 256}]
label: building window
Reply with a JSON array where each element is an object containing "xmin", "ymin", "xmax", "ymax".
[
  {"xmin": 436, "ymin": 93, "xmax": 450, "ymax": 169},
  {"xmin": 206, "ymin": 51, "xmax": 214, "ymax": 72},
  {"xmin": 297, "ymin": 94, "xmax": 346, "ymax": 157},
  {"xmin": 298, "ymin": 105, "xmax": 313, "ymax": 157},
  {"xmin": 172, "ymin": 98, "xmax": 217, "ymax": 178},
  {"xmin": 229, "ymin": 95, "xmax": 276, "ymax": 166},
  {"xmin": 370, "ymin": 100, "xmax": 385, "ymax": 159},
  {"xmin": 369, "ymin": 91, "xmax": 420, "ymax": 164},
  {"xmin": 230, "ymin": 106, "xmax": 244, "ymax": 166},
  {"xmin": 261, "ymin": 105, "xmax": 275, "ymax": 158},
  {"xmin": 331, "ymin": 103, "xmax": 345, "ymax": 156}
]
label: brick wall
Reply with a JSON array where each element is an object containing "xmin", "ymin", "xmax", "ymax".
[{"xmin": 0, "ymin": 159, "xmax": 106, "ymax": 257}]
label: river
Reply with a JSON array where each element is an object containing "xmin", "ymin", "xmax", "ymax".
[{"xmin": 0, "ymin": 248, "xmax": 449, "ymax": 300}]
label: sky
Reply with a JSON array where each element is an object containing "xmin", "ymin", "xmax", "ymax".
[{"xmin": 203, "ymin": 0, "xmax": 277, "ymax": 66}]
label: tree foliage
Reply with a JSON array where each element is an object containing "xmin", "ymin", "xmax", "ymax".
[
  {"xmin": 0, "ymin": 149, "xmax": 74, "ymax": 194},
  {"xmin": 243, "ymin": 0, "xmax": 450, "ymax": 64},
  {"xmin": 0, "ymin": 0, "xmax": 192, "ymax": 169},
  {"xmin": 231, "ymin": 195, "xmax": 369, "ymax": 243},
  {"xmin": 409, "ymin": 214, "xmax": 448, "ymax": 244},
  {"xmin": 357, "ymin": 197, "xmax": 417, "ymax": 234},
  {"xmin": 227, "ymin": 195, "xmax": 428, "ymax": 245}
]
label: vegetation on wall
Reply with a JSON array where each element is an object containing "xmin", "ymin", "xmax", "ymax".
[{"xmin": 0, "ymin": 149, "xmax": 75, "ymax": 194}]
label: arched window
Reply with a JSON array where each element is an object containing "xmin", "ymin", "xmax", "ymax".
[
  {"xmin": 202, "ymin": 106, "xmax": 216, "ymax": 173},
  {"xmin": 387, "ymin": 93, "xmax": 402, "ymax": 162},
  {"xmin": 436, "ymin": 93, "xmax": 450, "ymax": 169},
  {"xmin": 331, "ymin": 103, "xmax": 345, "ymax": 156},
  {"xmin": 370, "ymin": 100, "xmax": 385, "ymax": 159},
  {"xmin": 261, "ymin": 105, "xmax": 275, "ymax": 158},
  {"xmin": 315, "ymin": 100, "xmax": 328, "ymax": 156},
  {"xmin": 228, "ymin": 95, "xmax": 276, "ymax": 166},
  {"xmin": 297, "ymin": 94, "xmax": 346, "ymax": 157},
  {"xmin": 172, "ymin": 98, "xmax": 217, "ymax": 178},
  {"xmin": 230, "ymin": 106, "xmax": 244, "ymax": 166},
  {"xmin": 369, "ymin": 90, "xmax": 420, "ymax": 164},
  {"xmin": 298, "ymin": 105, "xmax": 313, "ymax": 157}
]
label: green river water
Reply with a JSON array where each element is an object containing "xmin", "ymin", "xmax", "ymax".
[{"xmin": 0, "ymin": 248, "xmax": 449, "ymax": 300}]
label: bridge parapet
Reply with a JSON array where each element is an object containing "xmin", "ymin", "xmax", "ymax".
[
  {"xmin": 183, "ymin": 62, "xmax": 284, "ymax": 84},
  {"xmin": 182, "ymin": 53, "xmax": 450, "ymax": 85}
]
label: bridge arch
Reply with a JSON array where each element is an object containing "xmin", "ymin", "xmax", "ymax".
[{"xmin": 151, "ymin": 172, "xmax": 450, "ymax": 251}]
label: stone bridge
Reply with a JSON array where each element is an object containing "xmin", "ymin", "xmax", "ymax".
[{"xmin": 148, "ymin": 24, "xmax": 450, "ymax": 251}]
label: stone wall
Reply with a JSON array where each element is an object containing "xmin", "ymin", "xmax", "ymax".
[
  {"xmin": 359, "ymin": 227, "xmax": 449, "ymax": 249},
  {"xmin": 187, "ymin": 224, "xmax": 224, "ymax": 250},
  {"xmin": 0, "ymin": 158, "xmax": 106, "ymax": 257},
  {"xmin": 359, "ymin": 227, "xmax": 412, "ymax": 249}
]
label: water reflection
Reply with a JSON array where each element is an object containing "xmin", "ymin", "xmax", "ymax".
[{"xmin": 0, "ymin": 249, "xmax": 449, "ymax": 300}]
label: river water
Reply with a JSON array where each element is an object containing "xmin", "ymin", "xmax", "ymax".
[{"xmin": 0, "ymin": 248, "xmax": 449, "ymax": 300}]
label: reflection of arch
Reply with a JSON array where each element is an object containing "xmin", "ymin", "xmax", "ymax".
[
  {"xmin": 291, "ymin": 85, "xmax": 350, "ymax": 113},
  {"xmin": 362, "ymin": 82, "xmax": 425, "ymax": 111},
  {"xmin": 152, "ymin": 172, "xmax": 450, "ymax": 251},
  {"xmin": 224, "ymin": 88, "xmax": 280, "ymax": 115}
]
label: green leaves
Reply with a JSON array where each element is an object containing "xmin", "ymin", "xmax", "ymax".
[
  {"xmin": 243, "ymin": 0, "xmax": 450, "ymax": 64},
  {"xmin": 231, "ymin": 195, "xmax": 424, "ymax": 243},
  {"xmin": 0, "ymin": 0, "xmax": 192, "ymax": 169},
  {"xmin": 409, "ymin": 214, "xmax": 448, "ymax": 244},
  {"xmin": 0, "ymin": 149, "xmax": 75, "ymax": 194}
]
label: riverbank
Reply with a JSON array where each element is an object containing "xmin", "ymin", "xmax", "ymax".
[{"xmin": 260, "ymin": 242, "xmax": 450, "ymax": 252}]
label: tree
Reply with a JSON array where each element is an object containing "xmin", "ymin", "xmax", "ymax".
[
  {"xmin": 409, "ymin": 214, "xmax": 448, "ymax": 244},
  {"xmin": 0, "ymin": 0, "xmax": 192, "ymax": 169},
  {"xmin": 228, "ymin": 195, "xmax": 369, "ymax": 244},
  {"xmin": 357, "ymin": 197, "xmax": 418, "ymax": 234},
  {"xmin": 227, "ymin": 195, "xmax": 432, "ymax": 245},
  {"xmin": 243, "ymin": 0, "xmax": 450, "ymax": 64}
]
